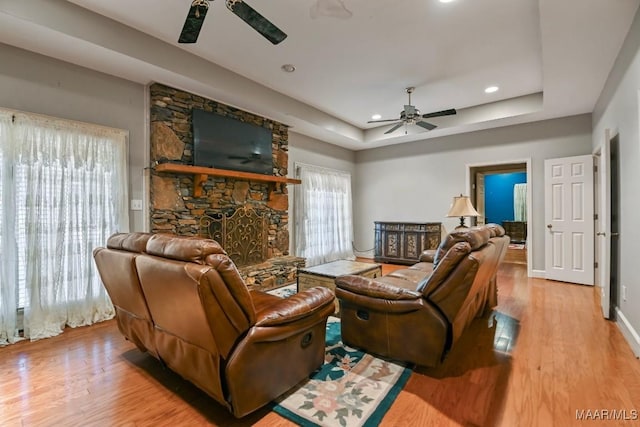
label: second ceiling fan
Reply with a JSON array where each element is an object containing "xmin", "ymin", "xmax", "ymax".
[{"xmin": 368, "ymin": 87, "xmax": 457, "ymax": 134}]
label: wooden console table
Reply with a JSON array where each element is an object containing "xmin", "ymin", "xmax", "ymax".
[{"xmin": 374, "ymin": 221, "xmax": 442, "ymax": 265}]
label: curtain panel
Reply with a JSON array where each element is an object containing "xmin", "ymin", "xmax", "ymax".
[
  {"xmin": 295, "ymin": 163, "xmax": 354, "ymax": 267},
  {"xmin": 0, "ymin": 109, "xmax": 129, "ymax": 345},
  {"xmin": 514, "ymin": 183, "xmax": 527, "ymax": 222}
]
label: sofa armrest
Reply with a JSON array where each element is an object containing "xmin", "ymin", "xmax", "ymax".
[
  {"xmin": 419, "ymin": 249, "xmax": 436, "ymax": 263},
  {"xmin": 335, "ymin": 275, "xmax": 422, "ymax": 300},
  {"xmin": 254, "ymin": 287, "xmax": 335, "ymax": 327}
]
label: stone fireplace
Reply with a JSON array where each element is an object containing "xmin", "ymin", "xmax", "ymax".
[{"xmin": 149, "ymin": 83, "xmax": 304, "ymax": 290}]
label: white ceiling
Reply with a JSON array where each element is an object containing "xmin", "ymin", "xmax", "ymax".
[{"xmin": 0, "ymin": 0, "xmax": 638, "ymax": 150}]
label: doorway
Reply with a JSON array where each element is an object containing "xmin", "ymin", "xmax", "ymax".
[
  {"xmin": 610, "ymin": 134, "xmax": 620, "ymax": 315},
  {"xmin": 467, "ymin": 160, "xmax": 532, "ymax": 275}
]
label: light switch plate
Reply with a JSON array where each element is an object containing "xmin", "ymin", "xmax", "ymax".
[{"xmin": 131, "ymin": 199, "xmax": 143, "ymax": 211}]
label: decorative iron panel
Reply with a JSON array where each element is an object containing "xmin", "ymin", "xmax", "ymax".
[{"xmin": 200, "ymin": 206, "xmax": 269, "ymax": 266}]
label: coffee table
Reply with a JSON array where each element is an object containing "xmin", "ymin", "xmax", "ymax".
[{"xmin": 297, "ymin": 260, "xmax": 382, "ymax": 315}]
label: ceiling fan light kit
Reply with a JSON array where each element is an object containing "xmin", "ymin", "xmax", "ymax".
[
  {"xmin": 179, "ymin": 0, "xmax": 287, "ymax": 45},
  {"xmin": 367, "ymin": 87, "xmax": 457, "ymax": 135}
]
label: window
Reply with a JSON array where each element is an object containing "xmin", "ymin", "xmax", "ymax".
[
  {"xmin": 0, "ymin": 109, "xmax": 128, "ymax": 345},
  {"xmin": 295, "ymin": 163, "xmax": 354, "ymax": 267}
]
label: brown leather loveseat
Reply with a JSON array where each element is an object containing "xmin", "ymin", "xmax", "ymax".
[
  {"xmin": 94, "ymin": 232, "xmax": 335, "ymax": 418},
  {"xmin": 335, "ymin": 224, "xmax": 509, "ymax": 367}
]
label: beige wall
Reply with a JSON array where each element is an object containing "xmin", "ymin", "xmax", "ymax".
[
  {"xmin": 354, "ymin": 114, "xmax": 593, "ymax": 272},
  {"xmin": 0, "ymin": 43, "xmax": 147, "ymax": 231},
  {"xmin": 592, "ymin": 6, "xmax": 640, "ymax": 354}
]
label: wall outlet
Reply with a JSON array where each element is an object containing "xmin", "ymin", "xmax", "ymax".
[
  {"xmin": 622, "ymin": 285, "xmax": 627, "ymax": 301},
  {"xmin": 130, "ymin": 199, "xmax": 143, "ymax": 211}
]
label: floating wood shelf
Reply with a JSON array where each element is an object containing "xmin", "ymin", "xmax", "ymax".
[{"xmin": 155, "ymin": 163, "xmax": 301, "ymax": 198}]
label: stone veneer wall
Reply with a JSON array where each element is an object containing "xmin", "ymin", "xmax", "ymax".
[{"xmin": 149, "ymin": 83, "xmax": 292, "ymax": 260}]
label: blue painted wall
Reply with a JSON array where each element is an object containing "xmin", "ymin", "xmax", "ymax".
[{"xmin": 484, "ymin": 172, "xmax": 527, "ymax": 225}]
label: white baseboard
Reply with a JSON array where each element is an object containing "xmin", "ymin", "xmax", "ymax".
[
  {"xmin": 530, "ymin": 269, "xmax": 546, "ymax": 279},
  {"xmin": 615, "ymin": 307, "xmax": 640, "ymax": 358}
]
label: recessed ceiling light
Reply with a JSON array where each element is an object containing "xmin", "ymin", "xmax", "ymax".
[
  {"xmin": 439, "ymin": 0, "xmax": 456, "ymax": 3},
  {"xmin": 371, "ymin": 114, "xmax": 382, "ymax": 120},
  {"xmin": 484, "ymin": 86, "xmax": 499, "ymax": 94},
  {"xmin": 281, "ymin": 64, "xmax": 296, "ymax": 73}
]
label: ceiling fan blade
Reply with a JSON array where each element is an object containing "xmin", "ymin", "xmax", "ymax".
[
  {"xmin": 367, "ymin": 118, "xmax": 401, "ymax": 123},
  {"xmin": 416, "ymin": 120, "xmax": 437, "ymax": 131},
  {"xmin": 178, "ymin": 2, "xmax": 210, "ymax": 43},
  {"xmin": 226, "ymin": 0, "xmax": 287, "ymax": 44},
  {"xmin": 384, "ymin": 122, "xmax": 404, "ymax": 134},
  {"xmin": 422, "ymin": 108, "xmax": 457, "ymax": 119}
]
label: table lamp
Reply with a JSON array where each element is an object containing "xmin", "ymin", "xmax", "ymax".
[{"xmin": 447, "ymin": 194, "xmax": 480, "ymax": 228}]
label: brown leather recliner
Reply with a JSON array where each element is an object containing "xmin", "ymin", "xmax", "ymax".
[
  {"xmin": 482, "ymin": 223, "xmax": 510, "ymax": 309},
  {"xmin": 416, "ymin": 223, "xmax": 509, "ymax": 312},
  {"xmin": 335, "ymin": 225, "xmax": 508, "ymax": 367},
  {"xmin": 93, "ymin": 232, "xmax": 158, "ymax": 358},
  {"xmin": 94, "ymin": 233, "xmax": 335, "ymax": 418}
]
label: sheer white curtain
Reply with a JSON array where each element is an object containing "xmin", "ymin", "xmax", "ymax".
[
  {"xmin": 0, "ymin": 113, "xmax": 20, "ymax": 344},
  {"xmin": 0, "ymin": 109, "xmax": 128, "ymax": 344},
  {"xmin": 514, "ymin": 183, "xmax": 527, "ymax": 222},
  {"xmin": 295, "ymin": 163, "xmax": 354, "ymax": 267}
]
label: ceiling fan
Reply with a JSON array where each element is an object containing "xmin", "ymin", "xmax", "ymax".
[
  {"xmin": 178, "ymin": 0, "xmax": 287, "ymax": 45},
  {"xmin": 368, "ymin": 87, "xmax": 457, "ymax": 135}
]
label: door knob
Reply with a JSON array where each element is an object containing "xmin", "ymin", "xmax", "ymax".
[
  {"xmin": 596, "ymin": 232, "xmax": 606, "ymax": 236},
  {"xmin": 611, "ymin": 232, "xmax": 620, "ymax": 238},
  {"xmin": 547, "ymin": 224, "xmax": 553, "ymax": 229}
]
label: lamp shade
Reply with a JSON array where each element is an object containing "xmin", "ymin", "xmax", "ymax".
[{"xmin": 447, "ymin": 195, "xmax": 480, "ymax": 218}]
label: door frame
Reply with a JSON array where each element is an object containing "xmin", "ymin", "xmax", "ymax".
[
  {"xmin": 466, "ymin": 158, "xmax": 533, "ymax": 277},
  {"xmin": 593, "ymin": 130, "xmax": 613, "ymax": 318}
]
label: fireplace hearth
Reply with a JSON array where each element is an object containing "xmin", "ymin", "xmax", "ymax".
[{"xmin": 199, "ymin": 205, "xmax": 304, "ymax": 291}]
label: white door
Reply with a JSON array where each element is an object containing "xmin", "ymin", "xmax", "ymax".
[
  {"xmin": 544, "ymin": 155, "xmax": 594, "ymax": 285},
  {"xmin": 596, "ymin": 133, "xmax": 612, "ymax": 317}
]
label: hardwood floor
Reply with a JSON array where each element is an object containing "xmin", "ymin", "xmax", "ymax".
[{"xmin": 2, "ymin": 262, "xmax": 639, "ymax": 426}]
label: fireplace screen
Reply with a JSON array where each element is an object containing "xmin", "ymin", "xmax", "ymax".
[{"xmin": 200, "ymin": 206, "xmax": 269, "ymax": 266}]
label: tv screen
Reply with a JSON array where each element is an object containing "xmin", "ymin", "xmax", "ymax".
[{"xmin": 192, "ymin": 109, "xmax": 273, "ymax": 175}]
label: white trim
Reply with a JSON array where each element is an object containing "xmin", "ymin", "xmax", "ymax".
[
  {"xmin": 531, "ymin": 269, "xmax": 546, "ymax": 279},
  {"xmin": 466, "ymin": 158, "xmax": 533, "ymax": 277},
  {"xmin": 142, "ymin": 83, "xmax": 151, "ymax": 232},
  {"xmin": 615, "ymin": 307, "xmax": 640, "ymax": 358}
]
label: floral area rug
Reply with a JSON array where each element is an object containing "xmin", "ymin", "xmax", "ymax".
[
  {"xmin": 272, "ymin": 317, "xmax": 412, "ymax": 427},
  {"xmin": 267, "ymin": 283, "xmax": 298, "ymax": 299}
]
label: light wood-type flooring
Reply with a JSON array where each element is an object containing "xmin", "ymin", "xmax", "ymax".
[{"xmin": 1, "ymin": 261, "xmax": 639, "ymax": 426}]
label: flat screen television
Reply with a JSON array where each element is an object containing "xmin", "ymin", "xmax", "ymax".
[{"xmin": 192, "ymin": 109, "xmax": 273, "ymax": 175}]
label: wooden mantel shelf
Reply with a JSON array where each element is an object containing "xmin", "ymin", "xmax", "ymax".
[{"xmin": 155, "ymin": 163, "xmax": 301, "ymax": 198}]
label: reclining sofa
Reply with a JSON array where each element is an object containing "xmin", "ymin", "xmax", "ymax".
[
  {"xmin": 335, "ymin": 224, "xmax": 509, "ymax": 367},
  {"xmin": 93, "ymin": 232, "xmax": 335, "ymax": 418}
]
